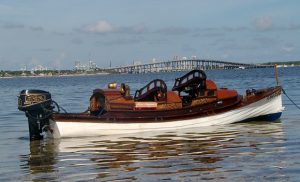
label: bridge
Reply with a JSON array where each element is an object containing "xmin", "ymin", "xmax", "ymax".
[{"xmin": 105, "ymin": 59, "xmax": 273, "ymax": 74}]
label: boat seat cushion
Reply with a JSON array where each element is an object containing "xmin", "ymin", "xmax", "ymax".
[
  {"xmin": 166, "ymin": 91, "xmax": 182, "ymax": 103},
  {"xmin": 206, "ymin": 80, "xmax": 217, "ymax": 90}
]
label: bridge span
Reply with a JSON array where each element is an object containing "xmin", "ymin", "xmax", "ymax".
[{"xmin": 106, "ymin": 59, "xmax": 273, "ymax": 74}]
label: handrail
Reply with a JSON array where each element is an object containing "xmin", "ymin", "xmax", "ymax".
[
  {"xmin": 172, "ymin": 70, "xmax": 207, "ymax": 92},
  {"xmin": 134, "ymin": 79, "xmax": 167, "ymax": 101}
]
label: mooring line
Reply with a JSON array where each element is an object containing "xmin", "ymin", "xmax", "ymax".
[{"xmin": 282, "ymin": 88, "xmax": 300, "ymax": 110}]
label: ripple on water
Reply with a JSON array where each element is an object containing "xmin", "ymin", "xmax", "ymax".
[
  {"xmin": 1, "ymin": 68, "xmax": 300, "ymax": 181},
  {"xmin": 13, "ymin": 122, "xmax": 290, "ymax": 181}
]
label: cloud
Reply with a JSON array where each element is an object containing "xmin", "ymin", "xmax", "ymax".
[
  {"xmin": 218, "ymin": 43, "xmax": 258, "ymax": 51},
  {"xmin": 194, "ymin": 32, "xmax": 225, "ymax": 38},
  {"xmin": 254, "ymin": 16, "xmax": 273, "ymax": 31},
  {"xmin": 29, "ymin": 26, "xmax": 44, "ymax": 32},
  {"xmin": 81, "ymin": 20, "xmax": 148, "ymax": 35},
  {"xmin": 132, "ymin": 24, "xmax": 148, "ymax": 34},
  {"xmin": 52, "ymin": 31, "xmax": 66, "ymax": 36},
  {"xmin": 252, "ymin": 36, "xmax": 278, "ymax": 46},
  {"xmin": 83, "ymin": 20, "xmax": 114, "ymax": 33},
  {"xmin": 282, "ymin": 43, "xmax": 295, "ymax": 53},
  {"xmin": 1, "ymin": 22, "xmax": 25, "ymax": 29},
  {"xmin": 0, "ymin": 4, "xmax": 13, "ymax": 11},
  {"xmin": 252, "ymin": 19, "xmax": 300, "ymax": 32},
  {"xmin": 155, "ymin": 27, "xmax": 189, "ymax": 35},
  {"xmin": 39, "ymin": 48, "xmax": 54, "ymax": 52},
  {"xmin": 80, "ymin": 21, "xmax": 254, "ymax": 38},
  {"xmin": 288, "ymin": 24, "xmax": 300, "ymax": 30},
  {"xmin": 95, "ymin": 36, "xmax": 144, "ymax": 46},
  {"xmin": 118, "ymin": 24, "xmax": 148, "ymax": 34},
  {"xmin": 71, "ymin": 38, "xmax": 84, "ymax": 45},
  {"xmin": 192, "ymin": 26, "xmax": 248, "ymax": 38},
  {"xmin": 147, "ymin": 37, "xmax": 169, "ymax": 45},
  {"xmin": 0, "ymin": 21, "xmax": 46, "ymax": 33},
  {"xmin": 222, "ymin": 26, "xmax": 249, "ymax": 32}
]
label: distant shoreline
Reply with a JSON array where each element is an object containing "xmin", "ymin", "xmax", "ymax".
[
  {"xmin": 0, "ymin": 72, "xmax": 110, "ymax": 79},
  {"xmin": 1, "ymin": 65, "xmax": 299, "ymax": 79}
]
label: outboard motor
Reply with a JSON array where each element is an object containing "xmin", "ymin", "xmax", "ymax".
[{"xmin": 18, "ymin": 90, "xmax": 54, "ymax": 140}]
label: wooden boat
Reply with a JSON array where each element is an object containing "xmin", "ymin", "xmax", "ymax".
[{"xmin": 18, "ymin": 69, "xmax": 284, "ymax": 140}]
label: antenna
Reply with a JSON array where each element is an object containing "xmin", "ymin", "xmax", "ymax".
[{"xmin": 275, "ymin": 64, "xmax": 279, "ymax": 86}]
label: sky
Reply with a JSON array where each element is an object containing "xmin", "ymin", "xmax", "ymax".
[{"xmin": 0, "ymin": 0, "xmax": 300, "ymax": 70}]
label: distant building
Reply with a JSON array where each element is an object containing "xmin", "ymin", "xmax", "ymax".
[
  {"xmin": 75, "ymin": 61, "xmax": 86, "ymax": 70},
  {"xmin": 20, "ymin": 66, "xmax": 27, "ymax": 71},
  {"xmin": 88, "ymin": 60, "xmax": 97, "ymax": 70},
  {"xmin": 32, "ymin": 65, "xmax": 48, "ymax": 71},
  {"xmin": 74, "ymin": 60, "xmax": 97, "ymax": 71}
]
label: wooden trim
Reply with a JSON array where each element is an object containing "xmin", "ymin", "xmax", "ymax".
[{"xmin": 52, "ymin": 86, "xmax": 281, "ymax": 124}]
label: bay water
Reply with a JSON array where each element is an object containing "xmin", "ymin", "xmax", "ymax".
[{"xmin": 0, "ymin": 68, "xmax": 299, "ymax": 181}]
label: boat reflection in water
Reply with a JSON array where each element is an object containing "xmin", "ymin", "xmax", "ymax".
[
  {"xmin": 19, "ymin": 140, "xmax": 59, "ymax": 181},
  {"xmin": 20, "ymin": 121, "xmax": 288, "ymax": 181}
]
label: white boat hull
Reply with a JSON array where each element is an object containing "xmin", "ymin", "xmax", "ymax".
[{"xmin": 49, "ymin": 94, "xmax": 284, "ymax": 138}]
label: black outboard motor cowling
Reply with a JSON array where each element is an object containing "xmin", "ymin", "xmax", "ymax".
[{"xmin": 18, "ymin": 90, "xmax": 54, "ymax": 140}]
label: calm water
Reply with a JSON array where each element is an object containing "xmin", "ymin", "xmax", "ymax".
[{"xmin": 0, "ymin": 68, "xmax": 299, "ymax": 181}]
